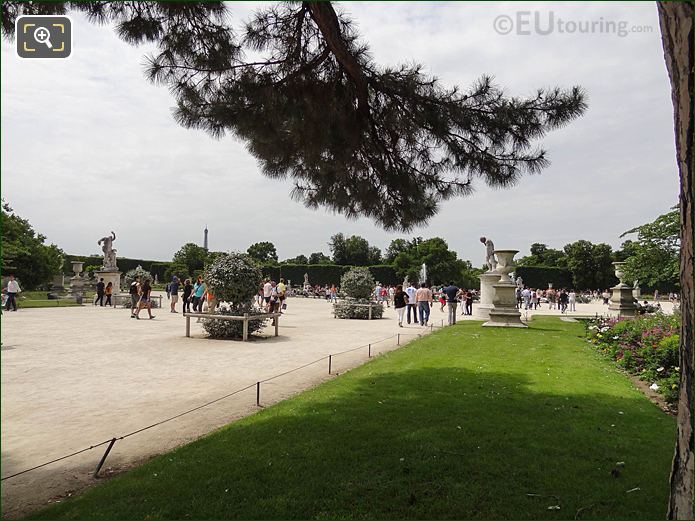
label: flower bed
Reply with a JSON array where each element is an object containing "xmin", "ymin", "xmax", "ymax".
[{"xmin": 584, "ymin": 312, "xmax": 680, "ymax": 404}]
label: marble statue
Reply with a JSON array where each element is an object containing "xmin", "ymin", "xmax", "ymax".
[
  {"xmin": 304, "ymin": 273, "xmax": 309, "ymax": 286},
  {"xmin": 480, "ymin": 236, "xmax": 497, "ymax": 272},
  {"xmin": 98, "ymin": 231, "xmax": 118, "ymax": 271},
  {"xmin": 516, "ymin": 276, "xmax": 524, "ymax": 289}
]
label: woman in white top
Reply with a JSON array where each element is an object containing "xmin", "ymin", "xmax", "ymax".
[{"xmin": 568, "ymin": 290, "xmax": 577, "ymax": 311}]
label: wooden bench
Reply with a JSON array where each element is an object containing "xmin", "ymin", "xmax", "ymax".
[
  {"xmin": 333, "ymin": 302, "xmax": 381, "ymax": 320},
  {"xmin": 183, "ymin": 312, "xmax": 281, "ymax": 341}
]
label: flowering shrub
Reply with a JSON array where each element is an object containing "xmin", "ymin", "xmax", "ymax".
[
  {"xmin": 202, "ymin": 302, "xmax": 267, "ymax": 339},
  {"xmin": 334, "ymin": 267, "xmax": 383, "ymax": 319},
  {"xmin": 204, "ymin": 252, "xmax": 262, "ymax": 307},
  {"xmin": 124, "ymin": 266, "xmax": 153, "ymax": 284},
  {"xmin": 340, "ymin": 267, "xmax": 376, "ymax": 299},
  {"xmin": 201, "ymin": 253, "xmax": 268, "ymax": 339},
  {"xmin": 585, "ymin": 312, "xmax": 681, "ymax": 404}
]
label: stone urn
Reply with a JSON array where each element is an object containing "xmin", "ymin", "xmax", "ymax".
[
  {"xmin": 612, "ymin": 261, "xmax": 627, "ymax": 287},
  {"xmin": 493, "ymin": 250, "xmax": 518, "ymax": 284},
  {"xmin": 71, "ymin": 261, "xmax": 84, "ymax": 277}
]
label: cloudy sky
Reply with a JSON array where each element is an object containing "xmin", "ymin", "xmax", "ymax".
[{"xmin": 1, "ymin": 2, "xmax": 679, "ymax": 267}]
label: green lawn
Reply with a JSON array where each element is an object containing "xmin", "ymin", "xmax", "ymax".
[
  {"xmin": 33, "ymin": 317, "xmax": 675, "ymax": 519},
  {"xmin": 12, "ymin": 291, "xmax": 81, "ymax": 308}
]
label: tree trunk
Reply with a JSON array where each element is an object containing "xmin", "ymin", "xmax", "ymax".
[{"xmin": 657, "ymin": 2, "xmax": 694, "ymax": 519}]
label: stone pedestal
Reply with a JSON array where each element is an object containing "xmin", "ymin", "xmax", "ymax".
[
  {"xmin": 482, "ymin": 249, "xmax": 527, "ymax": 328},
  {"xmin": 95, "ymin": 270, "xmax": 122, "ymax": 294},
  {"xmin": 475, "ymin": 272, "xmax": 500, "ymax": 320},
  {"xmin": 609, "ymin": 285, "xmax": 637, "ymax": 318},
  {"xmin": 609, "ymin": 262, "xmax": 637, "ymax": 318},
  {"xmin": 483, "ymin": 283, "xmax": 528, "ymax": 328}
]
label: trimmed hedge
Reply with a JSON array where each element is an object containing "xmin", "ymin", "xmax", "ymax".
[
  {"xmin": 261, "ymin": 264, "xmax": 399, "ymax": 287},
  {"xmin": 65, "ymin": 256, "xmax": 399, "ymax": 287},
  {"xmin": 514, "ymin": 266, "xmax": 574, "ymax": 289},
  {"xmin": 64, "ymin": 255, "xmax": 172, "ymax": 281}
]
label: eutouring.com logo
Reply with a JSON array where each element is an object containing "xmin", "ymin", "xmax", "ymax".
[{"xmin": 493, "ymin": 12, "xmax": 654, "ymax": 38}]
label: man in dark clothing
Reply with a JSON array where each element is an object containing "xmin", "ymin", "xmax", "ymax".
[
  {"xmin": 95, "ymin": 278, "xmax": 105, "ymax": 306},
  {"xmin": 443, "ymin": 282, "xmax": 460, "ymax": 325},
  {"xmin": 465, "ymin": 290, "xmax": 473, "ymax": 315}
]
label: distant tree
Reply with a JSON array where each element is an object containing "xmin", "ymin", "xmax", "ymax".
[
  {"xmin": 563, "ymin": 240, "xmax": 615, "ymax": 290},
  {"xmin": 517, "ymin": 243, "xmax": 567, "ymax": 267},
  {"xmin": 391, "ymin": 237, "xmax": 473, "ymax": 287},
  {"xmin": 619, "ymin": 208, "xmax": 680, "ymax": 291},
  {"xmin": 329, "ymin": 233, "xmax": 380, "ymax": 266},
  {"xmin": 1, "ymin": 202, "xmax": 63, "ymax": 289},
  {"xmin": 164, "ymin": 262, "xmax": 191, "ymax": 283},
  {"xmin": 308, "ymin": 252, "xmax": 332, "ymax": 265},
  {"xmin": 173, "ymin": 243, "xmax": 208, "ymax": 276},
  {"xmin": 283, "ymin": 254, "xmax": 309, "ymax": 265},
  {"xmin": 1, "ymin": 2, "xmax": 586, "ymax": 230},
  {"xmin": 247, "ymin": 242, "xmax": 278, "ymax": 264}
]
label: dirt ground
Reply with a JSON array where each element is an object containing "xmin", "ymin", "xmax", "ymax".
[{"xmin": 0, "ymin": 295, "xmax": 673, "ymax": 517}]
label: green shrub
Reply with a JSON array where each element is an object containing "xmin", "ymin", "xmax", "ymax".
[
  {"xmin": 333, "ymin": 300, "xmax": 384, "ymax": 320},
  {"xmin": 124, "ymin": 266, "xmax": 153, "ymax": 284},
  {"xmin": 202, "ymin": 253, "xmax": 268, "ymax": 339}
]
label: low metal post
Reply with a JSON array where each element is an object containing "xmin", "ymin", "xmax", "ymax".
[
  {"xmin": 430, "ymin": 324, "xmax": 433, "ymax": 332},
  {"xmin": 243, "ymin": 313, "xmax": 249, "ymax": 341},
  {"xmin": 368, "ymin": 304, "xmax": 372, "ymax": 320},
  {"xmin": 328, "ymin": 355, "xmax": 332, "ymax": 374},
  {"xmin": 256, "ymin": 381, "xmax": 261, "ymax": 407},
  {"xmin": 397, "ymin": 333, "xmax": 400, "ymax": 346},
  {"xmin": 94, "ymin": 438, "xmax": 117, "ymax": 478},
  {"xmin": 185, "ymin": 315, "xmax": 191, "ymax": 337},
  {"xmin": 274, "ymin": 314, "xmax": 279, "ymax": 337},
  {"xmin": 368, "ymin": 343, "xmax": 371, "ymax": 358}
]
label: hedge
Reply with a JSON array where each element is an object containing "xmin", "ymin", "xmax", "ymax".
[
  {"xmin": 64, "ymin": 256, "xmax": 399, "ymax": 287},
  {"xmin": 514, "ymin": 266, "xmax": 574, "ymax": 290},
  {"xmin": 260, "ymin": 264, "xmax": 399, "ymax": 287},
  {"xmin": 64, "ymin": 255, "xmax": 172, "ymax": 281}
]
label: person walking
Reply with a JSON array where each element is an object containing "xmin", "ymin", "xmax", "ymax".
[
  {"xmin": 521, "ymin": 287, "xmax": 531, "ymax": 310},
  {"xmin": 104, "ymin": 282, "xmax": 113, "ymax": 306},
  {"xmin": 559, "ymin": 289, "xmax": 569, "ymax": 313},
  {"xmin": 277, "ymin": 278, "xmax": 287, "ymax": 313},
  {"xmin": 182, "ymin": 278, "xmax": 193, "ymax": 313},
  {"xmin": 134, "ymin": 279, "xmax": 155, "ymax": 319},
  {"xmin": 442, "ymin": 282, "xmax": 460, "ymax": 325},
  {"xmin": 169, "ymin": 276, "xmax": 180, "ymax": 313},
  {"xmin": 94, "ymin": 278, "xmax": 105, "ymax": 306},
  {"xmin": 465, "ymin": 289, "xmax": 473, "ymax": 316},
  {"xmin": 530, "ymin": 289, "xmax": 539, "ymax": 310},
  {"xmin": 4, "ymin": 274, "xmax": 21, "ymax": 312},
  {"xmin": 263, "ymin": 279, "xmax": 272, "ymax": 310},
  {"xmin": 129, "ymin": 276, "xmax": 141, "ymax": 317},
  {"xmin": 415, "ymin": 283, "xmax": 433, "ymax": 326},
  {"xmin": 393, "ymin": 284, "xmax": 408, "ymax": 327},
  {"xmin": 547, "ymin": 289, "xmax": 556, "ymax": 310},
  {"xmin": 568, "ymin": 289, "xmax": 577, "ymax": 312},
  {"xmin": 405, "ymin": 282, "xmax": 418, "ymax": 324}
]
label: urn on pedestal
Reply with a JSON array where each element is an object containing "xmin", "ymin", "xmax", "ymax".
[{"xmin": 483, "ymin": 250, "xmax": 527, "ymax": 328}]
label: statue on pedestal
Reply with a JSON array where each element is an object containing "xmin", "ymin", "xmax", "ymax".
[
  {"xmin": 516, "ymin": 276, "xmax": 524, "ymax": 290},
  {"xmin": 480, "ymin": 236, "xmax": 498, "ymax": 272},
  {"xmin": 98, "ymin": 231, "xmax": 118, "ymax": 271},
  {"xmin": 303, "ymin": 272, "xmax": 310, "ymax": 288}
]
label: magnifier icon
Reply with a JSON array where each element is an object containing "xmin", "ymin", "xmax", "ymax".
[{"xmin": 33, "ymin": 26, "xmax": 53, "ymax": 49}]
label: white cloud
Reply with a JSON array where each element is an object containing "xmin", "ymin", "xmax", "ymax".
[{"xmin": 1, "ymin": 2, "xmax": 678, "ymax": 266}]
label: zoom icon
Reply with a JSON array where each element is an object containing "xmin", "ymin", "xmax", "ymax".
[{"xmin": 16, "ymin": 15, "xmax": 71, "ymax": 59}]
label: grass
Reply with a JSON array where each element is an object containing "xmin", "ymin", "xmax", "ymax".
[
  {"xmin": 11, "ymin": 291, "xmax": 81, "ymax": 308},
  {"xmin": 32, "ymin": 317, "xmax": 675, "ymax": 519}
]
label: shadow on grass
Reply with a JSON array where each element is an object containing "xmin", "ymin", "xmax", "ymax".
[{"xmin": 34, "ymin": 365, "xmax": 675, "ymax": 520}]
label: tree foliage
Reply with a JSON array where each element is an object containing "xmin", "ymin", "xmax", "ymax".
[
  {"xmin": 340, "ymin": 267, "xmax": 375, "ymax": 299},
  {"xmin": 247, "ymin": 241, "xmax": 278, "ymax": 264},
  {"xmin": 1, "ymin": 202, "xmax": 63, "ymax": 289},
  {"xmin": 1, "ymin": 1, "xmax": 586, "ymax": 230},
  {"xmin": 517, "ymin": 243, "xmax": 567, "ymax": 267},
  {"xmin": 620, "ymin": 208, "xmax": 680, "ymax": 291},
  {"xmin": 173, "ymin": 242, "xmax": 209, "ymax": 276},
  {"xmin": 563, "ymin": 240, "xmax": 616, "ymax": 290},
  {"xmin": 329, "ymin": 233, "xmax": 381, "ymax": 266},
  {"xmin": 308, "ymin": 252, "xmax": 332, "ymax": 264}
]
